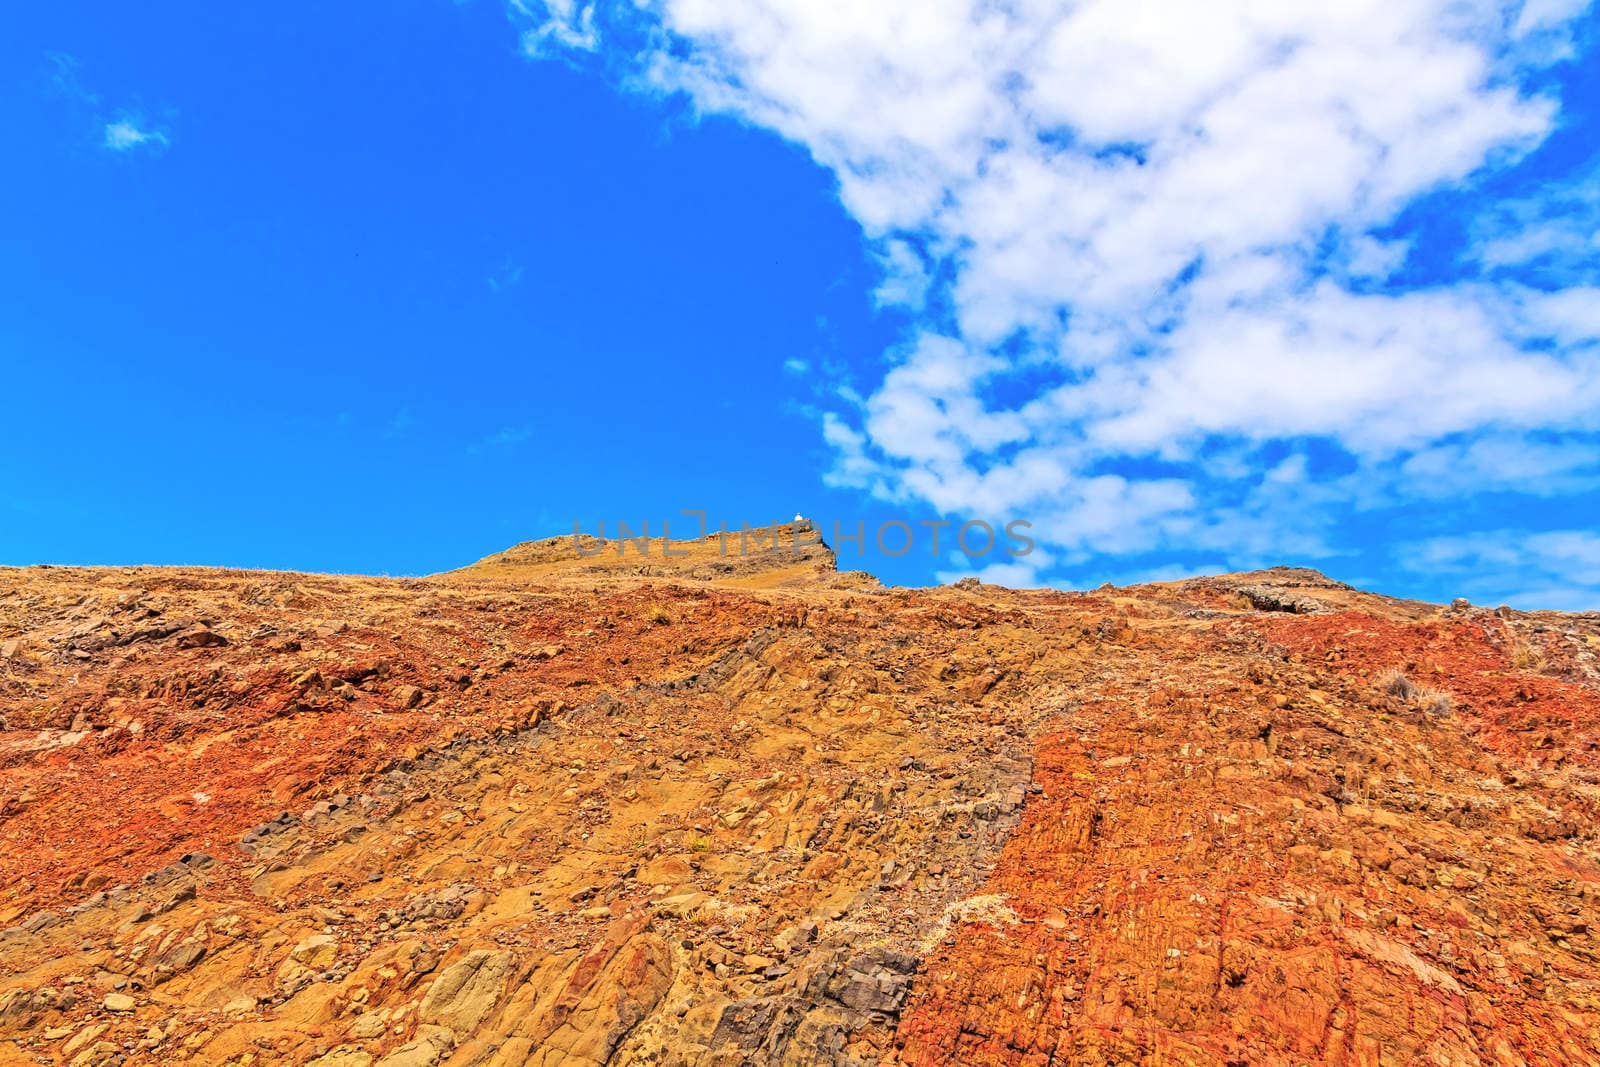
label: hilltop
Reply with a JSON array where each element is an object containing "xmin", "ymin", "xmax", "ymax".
[
  {"xmin": 449, "ymin": 521, "xmax": 873, "ymax": 590},
  {"xmin": 2, "ymin": 526, "xmax": 1600, "ymax": 1065}
]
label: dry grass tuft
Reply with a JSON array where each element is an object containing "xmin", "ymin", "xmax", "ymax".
[
  {"xmin": 1376, "ymin": 668, "xmax": 1418, "ymax": 701},
  {"xmin": 644, "ymin": 603, "xmax": 672, "ymax": 626},
  {"xmin": 1511, "ymin": 642, "xmax": 1544, "ymax": 671},
  {"xmin": 1376, "ymin": 669, "xmax": 1452, "ymax": 716},
  {"xmin": 1416, "ymin": 687, "xmax": 1453, "ymax": 717}
]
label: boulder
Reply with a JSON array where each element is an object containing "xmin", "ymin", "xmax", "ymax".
[
  {"xmin": 291, "ymin": 933, "xmax": 339, "ymax": 968},
  {"xmin": 418, "ymin": 950, "xmax": 515, "ymax": 1033}
]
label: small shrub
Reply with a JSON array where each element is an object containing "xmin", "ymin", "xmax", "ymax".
[
  {"xmin": 1376, "ymin": 669, "xmax": 1452, "ymax": 717},
  {"xmin": 1416, "ymin": 687, "xmax": 1453, "ymax": 717},
  {"xmin": 644, "ymin": 603, "xmax": 671, "ymax": 626},
  {"xmin": 1376, "ymin": 668, "xmax": 1418, "ymax": 701}
]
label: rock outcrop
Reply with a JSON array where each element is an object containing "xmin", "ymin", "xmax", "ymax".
[{"xmin": 2, "ymin": 534, "xmax": 1599, "ymax": 1064}]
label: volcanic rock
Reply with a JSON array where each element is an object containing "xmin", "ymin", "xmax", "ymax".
[{"xmin": 1, "ymin": 529, "xmax": 1599, "ymax": 1064}]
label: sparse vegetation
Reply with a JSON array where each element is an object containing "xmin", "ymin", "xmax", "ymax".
[
  {"xmin": 1416, "ymin": 687, "xmax": 1453, "ymax": 717},
  {"xmin": 1376, "ymin": 668, "xmax": 1418, "ymax": 700},
  {"xmin": 1376, "ymin": 668, "xmax": 1452, "ymax": 716},
  {"xmin": 13, "ymin": 536, "xmax": 1600, "ymax": 1058}
]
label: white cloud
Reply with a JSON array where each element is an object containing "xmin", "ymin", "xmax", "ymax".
[
  {"xmin": 46, "ymin": 57, "xmax": 169, "ymax": 155},
  {"xmin": 1513, "ymin": 0, "xmax": 1595, "ymax": 37},
  {"xmin": 1511, "ymin": 284, "xmax": 1600, "ymax": 342},
  {"xmin": 1472, "ymin": 169, "xmax": 1600, "ymax": 282},
  {"xmin": 516, "ymin": 0, "xmax": 1600, "ymax": 587},
  {"xmin": 1348, "ymin": 236, "xmax": 1413, "ymax": 280},
  {"xmin": 1402, "ymin": 529, "xmax": 1600, "ymax": 610},
  {"xmin": 103, "ymin": 119, "xmax": 168, "ymax": 152},
  {"xmin": 873, "ymin": 238, "xmax": 932, "ymax": 310},
  {"xmin": 935, "ymin": 552, "xmax": 1052, "ymax": 589},
  {"xmin": 1398, "ymin": 434, "xmax": 1600, "ymax": 496},
  {"xmin": 1085, "ymin": 281, "xmax": 1598, "ymax": 454},
  {"xmin": 514, "ymin": 0, "xmax": 599, "ymax": 55}
]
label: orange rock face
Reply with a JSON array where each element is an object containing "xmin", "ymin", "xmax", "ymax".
[
  {"xmin": 1, "ymin": 542, "xmax": 1598, "ymax": 1065},
  {"xmin": 896, "ymin": 579, "xmax": 1600, "ymax": 1066}
]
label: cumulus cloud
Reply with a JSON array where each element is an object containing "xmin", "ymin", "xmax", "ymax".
[
  {"xmin": 103, "ymin": 119, "xmax": 168, "ymax": 152},
  {"xmin": 514, "ymin": 0, "xmax": 1600, "ymax": 596}
]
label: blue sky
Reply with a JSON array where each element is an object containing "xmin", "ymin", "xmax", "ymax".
[{"xmin": 4, "ymin": 2, "xmax": 1599, "ymax": 607}]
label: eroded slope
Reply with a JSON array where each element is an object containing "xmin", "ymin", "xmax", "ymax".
[{"xmin": 2, "ymin": 542, "xmax": 1599, "ymax": 1065}]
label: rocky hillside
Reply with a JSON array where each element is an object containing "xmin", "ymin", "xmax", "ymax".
[{"xmin": 2, "ymin": 526, "xmax": 1600, "ymax": 1065}]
